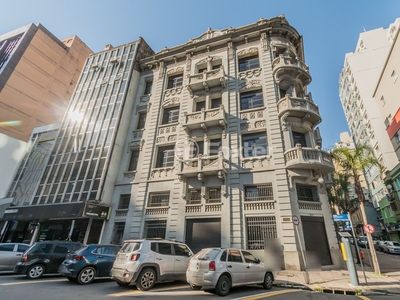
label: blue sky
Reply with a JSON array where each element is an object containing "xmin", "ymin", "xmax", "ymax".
[{"xmin": 2, "ymin": 0, "xmax": 400, "ymax": 148}]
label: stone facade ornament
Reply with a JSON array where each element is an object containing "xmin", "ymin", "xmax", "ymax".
[
  {"xmin": 227, "ymin": 42, "xmax": 234, "ymax": 61},
  {"xmin": 163, "ymin": 97, "xmax": 181, "ymax": 107},
  {"xmin": 186, "ymin": 53, "xmax": 192, "ymax": 72},
  {"xmin": 158, "ymin": 60, "xmax": 165, "ymax": 79}
]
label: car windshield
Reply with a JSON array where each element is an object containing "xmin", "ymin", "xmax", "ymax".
[
  {"xmin": 120, "ymin": 242, "xmax": 141, "ymax": 253},
  {"xmin": 194, "ymin": 248, "xmax": 220, "ymax": 261}
]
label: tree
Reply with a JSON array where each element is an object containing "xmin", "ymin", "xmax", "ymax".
[{"xmin": 332, "ymin": 144, "xmax": 382, "ymax": 274}]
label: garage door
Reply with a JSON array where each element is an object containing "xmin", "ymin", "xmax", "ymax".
[{"xmin": 185, "ymin": 218, "xmax": 221, "ymax": 254}]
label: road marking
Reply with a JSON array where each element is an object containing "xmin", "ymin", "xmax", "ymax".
[
  {"xmin": 1, "ymin": 279, "xmax": 67, "ymax": 286},
  {"xmin": 232, "ymin": 289, "xmax": 304, "ymax": 300},
  {"xmin": 108, "ymin": 284, "xmax": 188, "ymax": 297},
  {"xmin": 357, "ymin": 296, "xmax": 371, "ymax": 300}
]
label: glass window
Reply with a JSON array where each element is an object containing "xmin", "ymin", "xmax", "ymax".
[
  {"xmin": 239, "ymin": 55, "xmax": 260, "ymax": 72},
  {"xmin": 118, "ymin": 194, "xmax": 130, "ymax": 209},
  {"xmin": 157, "ymin": 243, "xmax": 172, "ymax": 255},
  {"xmin": 244, "ymin": 184, "xmax": 274, "ymax": 201},
  {"xmin": 0, "ymin": 244, "xmax": 14, "ymax": 251},
  {"xmin": 174, "ymin": 244, "xmax": 191, "ymax": 256},
  {"xmin": 296, "ymin": 184, "xmax": 318, "ymax": 202},
  {"xmin": 156, "ymin": 146, "xmax": 175, "ymax": 168},
  {"xmin": 148, "ymin": 192, "xmax": 170, "ymax": 207},
  {"xmin": 227, "ymin": 249, "xmax": 243, "ymax": 263},
  {"xmin": 144, "ymin": 81, "xmax": 153, "ymax": 94},
  {"xmin": 240, "ymin": 90, "xmax": 263, "ymax": 110},
  {"xmin": 292, "ymin": 131, "xmax": 307, "ymax": 147},
  {"xmin": 112, "ymin": 222, "xmax": 126, "ymax": 245},
  {"xmin": 195, "ymin": 101, "xmax": 206, "ymax": 112},
  {"xmin": 242, "ymin": 132, "xmax": 268, "ymax": 157},
  {"xmin": 120, "ymin": 241, "xmax": 140, "ymax": 252},
  {"xmin": 167, "ymin": 74, "xmax": 183, "ymax": 89},
  {"xmin": 162, "ymin": 107, "xmax": 180, "ymax": 124},
  {"xmin": 211, "ymin": 98, "xmax": 222, "ymax": 108},
  {"xmin": 54, "ymin": 244, "xmax": 69, "ymax": 254},
  {"xmin": 144, "ymin": 220, "xmax": 167, "ymax": 238},
  {"xmin": 128, "ymin": 150, "xmax": 139, "ymax": 171},
  {"xmin": 17, "ymin": 244, "xmax": 29, "ymax": 253},
  {"xmin": 242, "ymin": 250, "xmax": 258, "ymax": 263},
  {"xmin": 137, "ymin": 112, "xmax": 147, "ymax": 129},
  {"xmin": 209, "ymin": 138, "xmax": 222, "ymax": 156}
]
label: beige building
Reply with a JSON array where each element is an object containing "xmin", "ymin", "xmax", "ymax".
[{"xmin": 0, "ymin": 23, "xmax": 92, "ymax": 142}]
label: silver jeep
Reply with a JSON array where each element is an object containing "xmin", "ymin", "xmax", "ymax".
[{"xmin": 110, "ymin": 238, "xmax": 193, "ymax": 290}]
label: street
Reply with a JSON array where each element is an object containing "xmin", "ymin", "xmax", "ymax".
[
  {"xmin": 353, "ymin": 244, "xmax": 400, "ymax": 273},
  {"xmin": 0, "ymin": 273, "xmax": 391, "ymax": 300}
]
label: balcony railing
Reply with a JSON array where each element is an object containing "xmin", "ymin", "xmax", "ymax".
[
  {"xmin": 187, "ymin": 66, "xmax": 226, "ymax": 96},
  {"xmin": 298, "ymin": 201, "xmax": 322, "ymax": 210},
  {"xmin": 284, "ymin": 144, "xmax": 334, "ymax": 175},
  {"xmin": 272, "ymin": 54, "xmax": 311, "ymax": 86},
  {"xmin": 185, "ymin": 203, "xmax": 222, "ymax": 213},
  {"xmin": 178, "ymin": 151, "xmax": 227, "ymax": 180},
  {"xmin": 183, "ymin": 106, "xmax": 227, "ymax": 135},
  {"xmin": 277, "ymin": 95, "xmax": 321, "ymax": 126}
]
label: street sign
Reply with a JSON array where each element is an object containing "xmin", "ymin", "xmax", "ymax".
[
  {"xmin": 292, "ymin": 215, "xmax": 300, "ymax": 226},
  {"xmin": 333, "ymin": 214, "xmax": 349, "ymax": 222},
  {"xmin": 364, "ymin": 223, "xmax": 375, "ymax": 234}
]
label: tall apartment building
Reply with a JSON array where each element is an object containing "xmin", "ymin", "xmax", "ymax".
[
  {"xmin": 0, "ymin": 23, "xmax": 92, "ymax": 142},
  {"xmin": 0, "ymin": 16, "xmax": 341, "ymax": 270},
  {"xmin": 373, "ymin": 19, "xmax": 400, "ymax": 241},
  {"xmin": 338, "ymin": 19, "xmax": 400, "ymax": 241}
]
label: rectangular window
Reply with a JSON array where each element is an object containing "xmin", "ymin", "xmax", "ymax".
[
  {"xmin": 195, "ymin": 101, "xmax": 206, "ymax": 111},
  {"xmin": 296, "ymin": 185, "xmax": 318, "ymax": 202},
  {"xmin": 148, "ymin": 192, "xmax": 170, "ymax": 207},
  {"xmin": 198, "ymin": 67, "xmax": 207, "ymax": 73},
  {"xmin": 144, "ymin": 81, "xmax": 153, "ymax": 94},
  {"xmin": 156, "ymin": 145, "xmax": 175, "ymax": 168},
  {"xmin": 244, "ymin": 184, "xmax": 274, "ymax": 201},
  {"xmin": 144, "ymin": 220, "xmax": 167, "ymax": 238},
  {"xmin": 187, "ymin": 189, "xmax": 201, "ymax": 205},
  {"xmin": 246, "ymin": 216, "xmax": 277, "ymax": 250},
  {"xmin": 209, "ymin": 138, "xmax": 222, "ymax": 156},
  {"xmin": 207, "ymin": 187, "xmax": 221, "ymax": 203},
  {"xmin": 118, "ymin": 194, "xmax": 130, "ymax": 209},
  {"xmin": 167, "ymin": 74, "xmax": 183, "ymax": 89},
  {"xmin": 111, "ymin": 222, "xmax": 125, "ymax": 244},
  {"xmin": 128, "ymin": 150, "xmax": 139, "ymax": 171},
  {"xmin": 211, "ymin": 97, "xmax": 222, "ymax": 108},
  {"xmin": 162, "ymin": 107, "xmax": 180, "ymax": 124},
  {"xmin": 240, "ymin": 90, "xmax": 263, "ymax": 110},
  {"xmin": 238, "ymin": 55, "xmax": 260, "ymax": 72},
  {"xmin": 242, "ymin": 132, "xmax": 268, "ymax": 157},
  {"xmin": 292, "ymin": 131, "xmax": 307, "ymax": 147},
  {"xmin": 136, "ymin": 112, "xmax": 147, "ymax": 129}
]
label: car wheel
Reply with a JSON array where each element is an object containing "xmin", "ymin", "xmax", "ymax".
[
  {"xmin": 67, "ymin": 276, "xmax": 77, "ymax": 282},
  {"xmin": 263, "ymin": 272, "xmax": 273, "ymax": 289},
  {"xmin": 136, "ymin": 268, "xmax": 156, "ymax": 291},
  {"xmin": 189, "ymin": 283, "xmax": 202, "ymax": 290},
  {"xmin": 116, "ymin": 281, "xmax": 130, "ymax": 287},
  {"xmin": 77, "ymin": 267, "xmax": 96, "ymax": 285},
  {"xmin": 215, "ymin": 275, "xmax": 231, "ymax": 296},
  {"xmin": 26, "ymin": 264, "xmax": 45, "ymax": 279}
]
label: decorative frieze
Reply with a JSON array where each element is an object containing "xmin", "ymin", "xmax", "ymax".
[
  {"xmin": 162, "ymin": 97, "xmax": 181, "ymax": 107},
  {"xmin": 164, "ymin": 86, "xmax": 183, "ymax": 97},
  {"xmin": 150, "ymin": 167, "xmax": 175, "ymax": 179},
  {"xmin": 239, "ymin": 79, "xmax": 262, "ymax": 89},
  {"xmin": 241, "ymin": 155, "xmax": 271, "ymax": 168},
  {"xmin": 238, "ymin": 68, "xmax": 262, "ymax": 80}
]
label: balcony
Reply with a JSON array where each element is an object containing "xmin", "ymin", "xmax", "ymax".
[
  {"xmin": 284, "ymin": 144, "xmax": 334, "ymax": 175},
  {"xmin": 182, "ymin": 106, "xmax": 227, "ymax": 136},
  {"xmin": 178, "ymin": 151, "xmax": 227, "ymax": 180},
  {"xmin": 277, "ymin": 95, "xmax": 321, "ymax": 127},
  {"xmin": 298, "ymin": 201, "xmax": 322, "ymax": 211},
  {"xmin": 185, "ymin": 203, "xmax": 222, "ymax": 213},
  {"xmin": 187, "ymin": 67, "xmax": 226, "ymax": 96},
  {"xmin": 272, "ymin": 55, "xmax": 311, "ymax": 87}
]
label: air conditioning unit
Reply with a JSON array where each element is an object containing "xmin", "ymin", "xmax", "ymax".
[
  {"xmin": 91, "ymin": 63, "xmax": 99, "ymax": 69},
  {"xmin": 110, "ymin": 57, "xmax": 119, "ymax": 64}
]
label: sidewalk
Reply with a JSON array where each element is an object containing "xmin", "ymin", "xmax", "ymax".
[{"xmin": 274, "ymin": 265, "xmax": 400, "ymax": 296}]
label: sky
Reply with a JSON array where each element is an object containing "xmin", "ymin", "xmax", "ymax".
[{"xmin": 2, "ymin": 0, "xmax": 400, "ymax": 149}]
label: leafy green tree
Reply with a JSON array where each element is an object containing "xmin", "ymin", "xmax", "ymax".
[{"xmin": 331, "ymin": 144, "xmax": 382, "ymax": 274}]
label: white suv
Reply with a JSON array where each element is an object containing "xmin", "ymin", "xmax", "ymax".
[{"xmin": 110, "ymin": 238, "xmax": 193, "ymax": 290}]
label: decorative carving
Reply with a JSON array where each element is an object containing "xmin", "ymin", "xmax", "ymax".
[
  {"xmin": 197, "ymin": 56, "xmax": 222, "ymax": 65},
  {"xmin": 164, "ymin": 86, "xmax": 183, "ymax": 97},
  {"xmin": 186, "ymin": 53, "xmax": 191, "ymax": 72},
  {"xmin": 139, "ymin": 139, "xmax": 144, "ymax": 151},
  {"xmin": 168, "ymin": 135, "xmax": 177, "ymax": 141},
  {"xmin": 157, "ymin": 137, "xmax": 166, "ymax": 143},
  {"xmin": 260, "ymin": 32, "xmax": 268, "ymax": 51},
  {"xmin": 158, "ymin": 61, "xmax": 165, "ymax": 79},
  {"xmin": 197, "ymin": 172, "xmax": 204, "ymax": 181},
  {"xmin": 147, "ymin": 102, "xmax": 151, "ymax": 112},
  {"xmin": 238, "ymin": 69, "xmax": 262, "ymax": 80},
  {"xmin": 227, "ymin": 42, "xmax": 234, "ymax": 60},
  {"xmin": 239, "ymin": 80, "xmax": 262, "ymax": 90},
  {"xmin": 167, "ymin": 67, "xmax": 184, "ymax": 75},
  {"xmin": 218, "ymin": 170, "xmax": 225, "ymax": 179},
  {"xmin": 237, "ymin": 47, "xmax": 258, "ymax": 58},
  {"xmin": 255, "ymin": 120, "xmax": 266, "ymax": 128},
  {"xmin": 163, "ymin": 97, "xmax": 181, "ymax": 107},
  {"xmin": 188, "ymin": 28, "xmax": 230, "ymax": 44}
]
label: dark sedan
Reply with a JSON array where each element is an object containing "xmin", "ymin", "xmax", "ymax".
[{"xmin": 58, "ymin": 244, "xmax": 120, "ymax": 284}]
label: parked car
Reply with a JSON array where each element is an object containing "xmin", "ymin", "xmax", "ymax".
[
  {"xmin": 0, "ymin": 243, "xmax": 30, "ymax": 272},
  {"xmin": 58, "ymin": 244, "xmax": 120, "ymax": 284},
  {"xmin": 110, "ymin": 238, "xmax": 193, "ymax": 290},
  {"xmin": 373, "ymin": 240, "xmax": 385, "ymax": 252},
  {"xmin": 14, "ymin": 241, "xmax": 82, "ymax": 279},
  {"xmin": 382, "ymin": 241, "xmax": 400, "ymax": 254},
  {"xmin": 186, "ymin": 247, "xmax": 274, "ymax": 296},
  {"xmin": 357, "ymin": 236, "xmax": 368, "ymax": 248}
]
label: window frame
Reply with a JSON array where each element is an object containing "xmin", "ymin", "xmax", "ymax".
[
  {"xmin": 242, "ymin": 132, "xmax": 268, "ymax": 158},
  {"xmin": 167, "ymin": 74, "xmax": 183, "ymax": 89},
  {"xmin": 144, "ymin": 81, "xmax": 153, "ymax": 95},
  {"xmin": 238, "ymin": 55, "xmax": 260, "ymax": 72},
  {"xmin": 162, "ymin": 106, "xmax": 180, "ymax": 125},
  {"xmin": 296, "ymin": 184, "xmax": 319, "ymax": 202},
  {"xmin": 128, "ymin": 149, "xmax": 139, "ymax": 171},
  {"xmin": 240, "ymin": 90, "xmax": 264, "ymax": 110},
  {"xmin": 118, "ymin": 194, "xmax": 130, "ymax": 209},
  {"xmin": 136, "ymin": 112, "xmax": 147, "ymax": 130},
  {"xmin": 156, "ymin": 145, "xmax": 175, "ymax": 168}
]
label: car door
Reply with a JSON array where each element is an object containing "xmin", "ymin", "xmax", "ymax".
[
  {"xmin": 48, "ymin": 243, "xmax": 70, "ymax": 273},
  {"xmin": 172, "ymin": 244, "xmax": 192, "ymax": 280},
  {"xmin": 242, "ymin": 250, "xmax": 264, "ymax": 283},
  {"xmin": 154, "ymin": 242, "xmax": 174, "ymax": 277},
  {"xmin": 10, "ymin": 244, "xmax": 29, "ymax": 269},
  {"xmin": 0, "ymin": 244, "xmax": 16, "ymax": 271},
  {"xmin": 93, "ymin": 246, "xmax": 117, "ymax": 277},
  {"xmin": 226, "ymin": 249, "xmax": 247, "ymax": 285}
]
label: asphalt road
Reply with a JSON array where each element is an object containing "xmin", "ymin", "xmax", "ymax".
[
  {"xmin": 0, "ymin": 273, "xmax": 388, "ymax": 300},
  {"xmin": 353, "ymin": 244, "xmax": 400, "ymax": 273}
]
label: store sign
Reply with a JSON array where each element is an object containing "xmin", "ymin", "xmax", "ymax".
[
  {"xmin": 333, "ymin": 214, "xmax": 349, "ymax": 222},
  {"xmin": 83, "ymin": 203, "xmax": 110, "ymax": 220}
]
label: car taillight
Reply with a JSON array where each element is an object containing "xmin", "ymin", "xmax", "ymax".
[
  {"xmin": 22, "ymin": 253, "xmax": 28, "ymax": 262},
  {"xmin": 188, "ymin": 261, "xmax": 191, "ymax": 268},
  {"xmin": 209, "ymin": 261, "xmax": 216, "ymax": 271},
  {"xmin": 73, "ymin": 255, "xmax": 86, "ymax": 261},
  {"xmin": 130, "ymin": 254, "xmax": 140, "ymax": 261}
]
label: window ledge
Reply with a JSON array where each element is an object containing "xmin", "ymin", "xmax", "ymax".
[
  {"xmin": 239, "ymin": 106, "xmax": 266, "ymax": 114},
  {"xmin": 124, "ymin": 171, "xmax": 137, "ymax": 178}
]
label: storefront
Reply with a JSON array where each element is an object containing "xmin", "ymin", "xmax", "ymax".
[{"xmin": 0, "ymin": 202, "xmax": 110, "ymax": 244}]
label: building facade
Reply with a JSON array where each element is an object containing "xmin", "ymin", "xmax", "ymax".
[
  {"xmin": 1, "ymin": 16, "xmax": 341, "ymax": 270},
  {"xmin": 102, "ymin": 16, "xmax": 340, "ymax": 270},
  {"xmin": 372, "ymin": 19, "xmax": 400, "ymax": 241},
  {"xmin": 0, "ymin": 23, "xmax": 92, "ymax": 142}
]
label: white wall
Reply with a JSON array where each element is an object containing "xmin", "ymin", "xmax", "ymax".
[{"xmin": 0, "ymin": 133, "xmax": 27, "ymax": 198}]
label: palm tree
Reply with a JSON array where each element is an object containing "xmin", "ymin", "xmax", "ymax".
[{"xmin": 332, "ymin": 144, "xmax": 382, "ymax": 274}]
